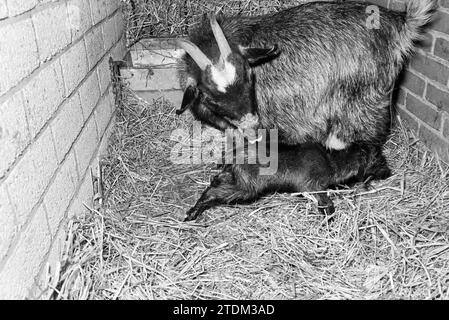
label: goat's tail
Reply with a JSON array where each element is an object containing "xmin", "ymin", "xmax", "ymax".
[{"xmin": 397, "ymin": 0, "xmax": 437, "ymax": 60}]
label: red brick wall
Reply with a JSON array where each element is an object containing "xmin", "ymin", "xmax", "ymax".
[
  {"xmin": 0, "ymin": 0, "xmax": 126, "ymax": 298},
  {"xmin": 368, "ymin": 0, "xmax": 449, "ymax": 162}
]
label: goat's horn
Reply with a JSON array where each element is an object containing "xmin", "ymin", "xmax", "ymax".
[
  {"xmin": 209, "ymin": 14, "xmax": 232, "ymax": 63},
  {"xmin": 176, "ymin": 39, "xmax": 212, "ymax": 71}
]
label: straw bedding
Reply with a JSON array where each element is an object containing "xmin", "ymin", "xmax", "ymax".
[
  {"xmin": 124, "ymin": 0, "xmax": 312, "ymax": 42},
  {"xmin": 49, "ymin": 83, "xmax": 449, "ymax": 299}
]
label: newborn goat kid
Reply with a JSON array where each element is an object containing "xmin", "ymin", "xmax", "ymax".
[{"xmin": 184, "ymin": 141, "xmax": 391, "ymax": 221}]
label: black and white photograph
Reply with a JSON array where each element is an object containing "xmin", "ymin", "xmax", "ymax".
[{"xmin": 0, "ymin": 0, "xmax": 448, "ymax": 303}]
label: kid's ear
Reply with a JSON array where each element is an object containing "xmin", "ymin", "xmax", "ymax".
[
  {"xmin": 177, "ymin": 85, "xmax": 199, "ymax": 115},
  {"xmin": 240, "ymin": 45, "xmax": 281, "ymax": 66}
]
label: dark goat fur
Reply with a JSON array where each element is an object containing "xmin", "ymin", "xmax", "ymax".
[
  {"xmin": 184, "ymin": 140, "xmax": 391, "ymax": 221},
  {"xmin": 179, "ymin": 0, "xmax": 436, "ymax": 148}
]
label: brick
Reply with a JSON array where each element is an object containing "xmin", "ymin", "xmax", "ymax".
[
  {"xmin": 113, "ymin": 9, "xmax": 125, "ymax": 43},
  {"xmin": 97, "ymin": 56, "xmax": 112, "ymax": 94},
  {"xmin": 23, "ymin": 59, "xmax": 66, "ymax": 138},
  {"xmin": 444, "ymin": 118, "xmax": 449, "ymax": 139},
  {"xmin": 365, "ymin": 0, "xmax": 388, "ymax": 8},
  {"xmin": 418, "ymin": 33, "xmax": 434, "ymax": 53},
  {"xmin": 0, "ymin": 0, "xmax": 7, "ymax": 19},
  {"xmin": 6, "ymin": 0, "xmax": 37, "ymax": 16},
  {"xmin": 31, "ymin": 224, "xmax": 67, "ymax": 299},
  {"xmin": 33, "ymin": 4, "xmax": 71, "ymax": 62},
  {"xmin": 78, "ymin": 71, "xmax": 101, "ymax": 119},
  {"xmin": 398, "ymin": 107, "xmax": 419, "ymax": 134},
  {"xmin": 60, "ymin": 39, "xmax": 89, "ymax": 95},
  {"xmin": 419, "ymin": 125, "xmax": 449, "ymax": 163},
  {"xmin": 67, "ymin": 173, "xmax": 93, "ymax": 219},
  {"xmin": 89, "ymin": 0, "xmax": 108, "ymax": 25},
  {"xmin": 410, "ymin": 53, "xmax": 449, "ymax": 86},
  {"xmin": 401, "ymin": 71, "xmax": 425, "ymax": 97},
  {"xmin": 105, "ymin": 0, "xmax": 121, "ymax": 15},
  {"xmin": 102, "ymin": 16, "xmax": 116, "ymax": 51},
  {"xmin": 394, "ymin": 87, "xmax": 406, "ymax": 106},
  {"xmin": 406, "ymin": 94, "xmax": 441, "ymax": 130},
  {"xmin": 432, "ymin": 11, "xmax": 449, "ymax": 35},
  {"xmin": 43, "ymin": 151, "xmax": 78, "ymax": 235},
  {"xmin": 85, "ymin": 25, "xmax": 105, "ymax": 69},
  {"xmin": 111, "ymin": 34, "xmax": 126, "ymax": 60},
  {"xmin": 6, "ymin": 127, "xmax": 58, "ymax": 227},
  {"xmin": 434, "ymin": 38, "xmax": 449, "ymax": 62},
  {"xmin": 74, "ymin": 116, "xmax": 98, "ymax": 177},
  {"xmin": 0, "ymin": 204, "xmax": 51, "ymax": 299},
  {"xmin": 0, "ymin": 19, "xmax": 39, "ymax": 96},
  {"xmin": 98, "ymin": 113, "xmax": 114, "ymax": 157},
  {"xmin": 0, "ymin": 184, "xmax": 16, "ymax": 262},
  {"xmin": 389, "ymin": 0, "xmax": 406, "ymax": 11},
  {"xmin": 50, "ymin": 93, "xmax": 84, "ymax": 162},
  {"xmin": 94, "ymin": 91, "xmax": 113, "ymax": 138},
  {"xmin": 67, "ymin": 0, "xmax": 92, "ymax": 41},
  {"xmin": 0, "ymin": 91, "xmax": 30, "ymax": 178},
  {"xmin": 426, "ymin": 83, "xmax": 449, "ymax": 114}
]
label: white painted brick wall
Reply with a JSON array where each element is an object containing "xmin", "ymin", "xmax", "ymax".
[
  {"xmin": 33, "ymin": 3, "xmax": 72, "ymax": 62},
  {"xmin": 94, "ymin": 90, "xmax": 114, "ymax": 138},
  {"xmin": 89, "ymin": 0, "xmax": 109, "ymax": 25},
  {"xmin": 102, "ymin": 16, "xmax": 116, "ymax": 51},
  {"xmin": 0, "ymin": 205, "xmax": 51, "ymax": 299},
  {"xmin": 85, "ymin": 25, "xmax": 105, "ymax": 69},
  {"xmin": 67, "ymin": 171, "xmax": 93, "ymax": 219},
  {"xmin": 7, "ymin": 0, "xmax": 37, "ymax": 17},
  {"xmin": 74, "ymin": 115, "xmax": 99, "ymax": 178},
  {"xmin": 23, "ymin": 59, "xmax": 66, "ymax": 138},
  {"xmin": 114, "ymin": 8, "xmax": 125, "ymax": 42},
  {"xmin": 0, "ymin": 18, "xmax": 39, "ymax": 95},
  {"xmin": 97, "ymin": 56, "xmax": 111, "ymax": 94},
  {"xmin": 5, "ymin": 127, "xmax": 58, "ymax": 227},
  {"xmin": 0, "ymin": 185, "xmax": 15, "ymax": 262},
  {"xmin": 60, "ymin": 39, "xmax": 89, "ymax": 95},
  {"xmin": 50, "ymin": 93, "xmax": 84, "ymax": 162},
  {"xmin": 68, "ymin": 0, "xmax": 93, "ymax": 41},
  {"xmin": 78, "ymin": 71, "xmax": 101, "ymax": 119},
  {"xmin": 0, "ymin": 1, "xmax": 126, "ymax": 298},
  {"xmin": 0, "ymin": 91, "xmax": 30, "ymax": 178},
  {"xmin": 0, "ymin": 1, "xmax": 8, "ymax": 19},
  {"xmin": 43, "ymin": 151, "xmax": 78, "ymax": 236}
]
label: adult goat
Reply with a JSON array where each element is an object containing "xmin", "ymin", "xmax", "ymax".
[{"xmin": 177, "ymin": 0, "xmax": 436, "ymax": 149}]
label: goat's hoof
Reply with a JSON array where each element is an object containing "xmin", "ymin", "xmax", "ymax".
[
  {"xmin": 183, "ymin": 215, "xmax": 196, "ymax": 222},
  {"xmin": 183, "ymin": 208, "xmax": 199, "ymax": 222}
]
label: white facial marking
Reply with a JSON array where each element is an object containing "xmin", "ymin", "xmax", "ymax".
[
  {"xmin": 325, "ymin": 134, "xmax": 347, "ymax": 150},
  {"xmin": 210, "ymin": 61, "xmax": 236, "ymax": 93}
]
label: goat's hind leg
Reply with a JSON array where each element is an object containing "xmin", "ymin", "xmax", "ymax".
[{"xmin": 184, "ymin": 170, "xmax": 256, "ymax": 221}]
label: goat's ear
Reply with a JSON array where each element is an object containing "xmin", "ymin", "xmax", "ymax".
[
  {"xmin": 241, "ymin": 45, "xmax": 281, "ymax": 66},
  {"xmin": 176, "ymin": 85, "xmax": 199, "ymax": 115}
]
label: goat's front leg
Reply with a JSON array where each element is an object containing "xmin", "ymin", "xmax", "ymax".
[
  {"xmin": 314, "ymin": 193, "xmax": 335, "ymax": 215},
  {"xmin": 184, "ymin": 170, "xmax": 256, "ymax": 221}
]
